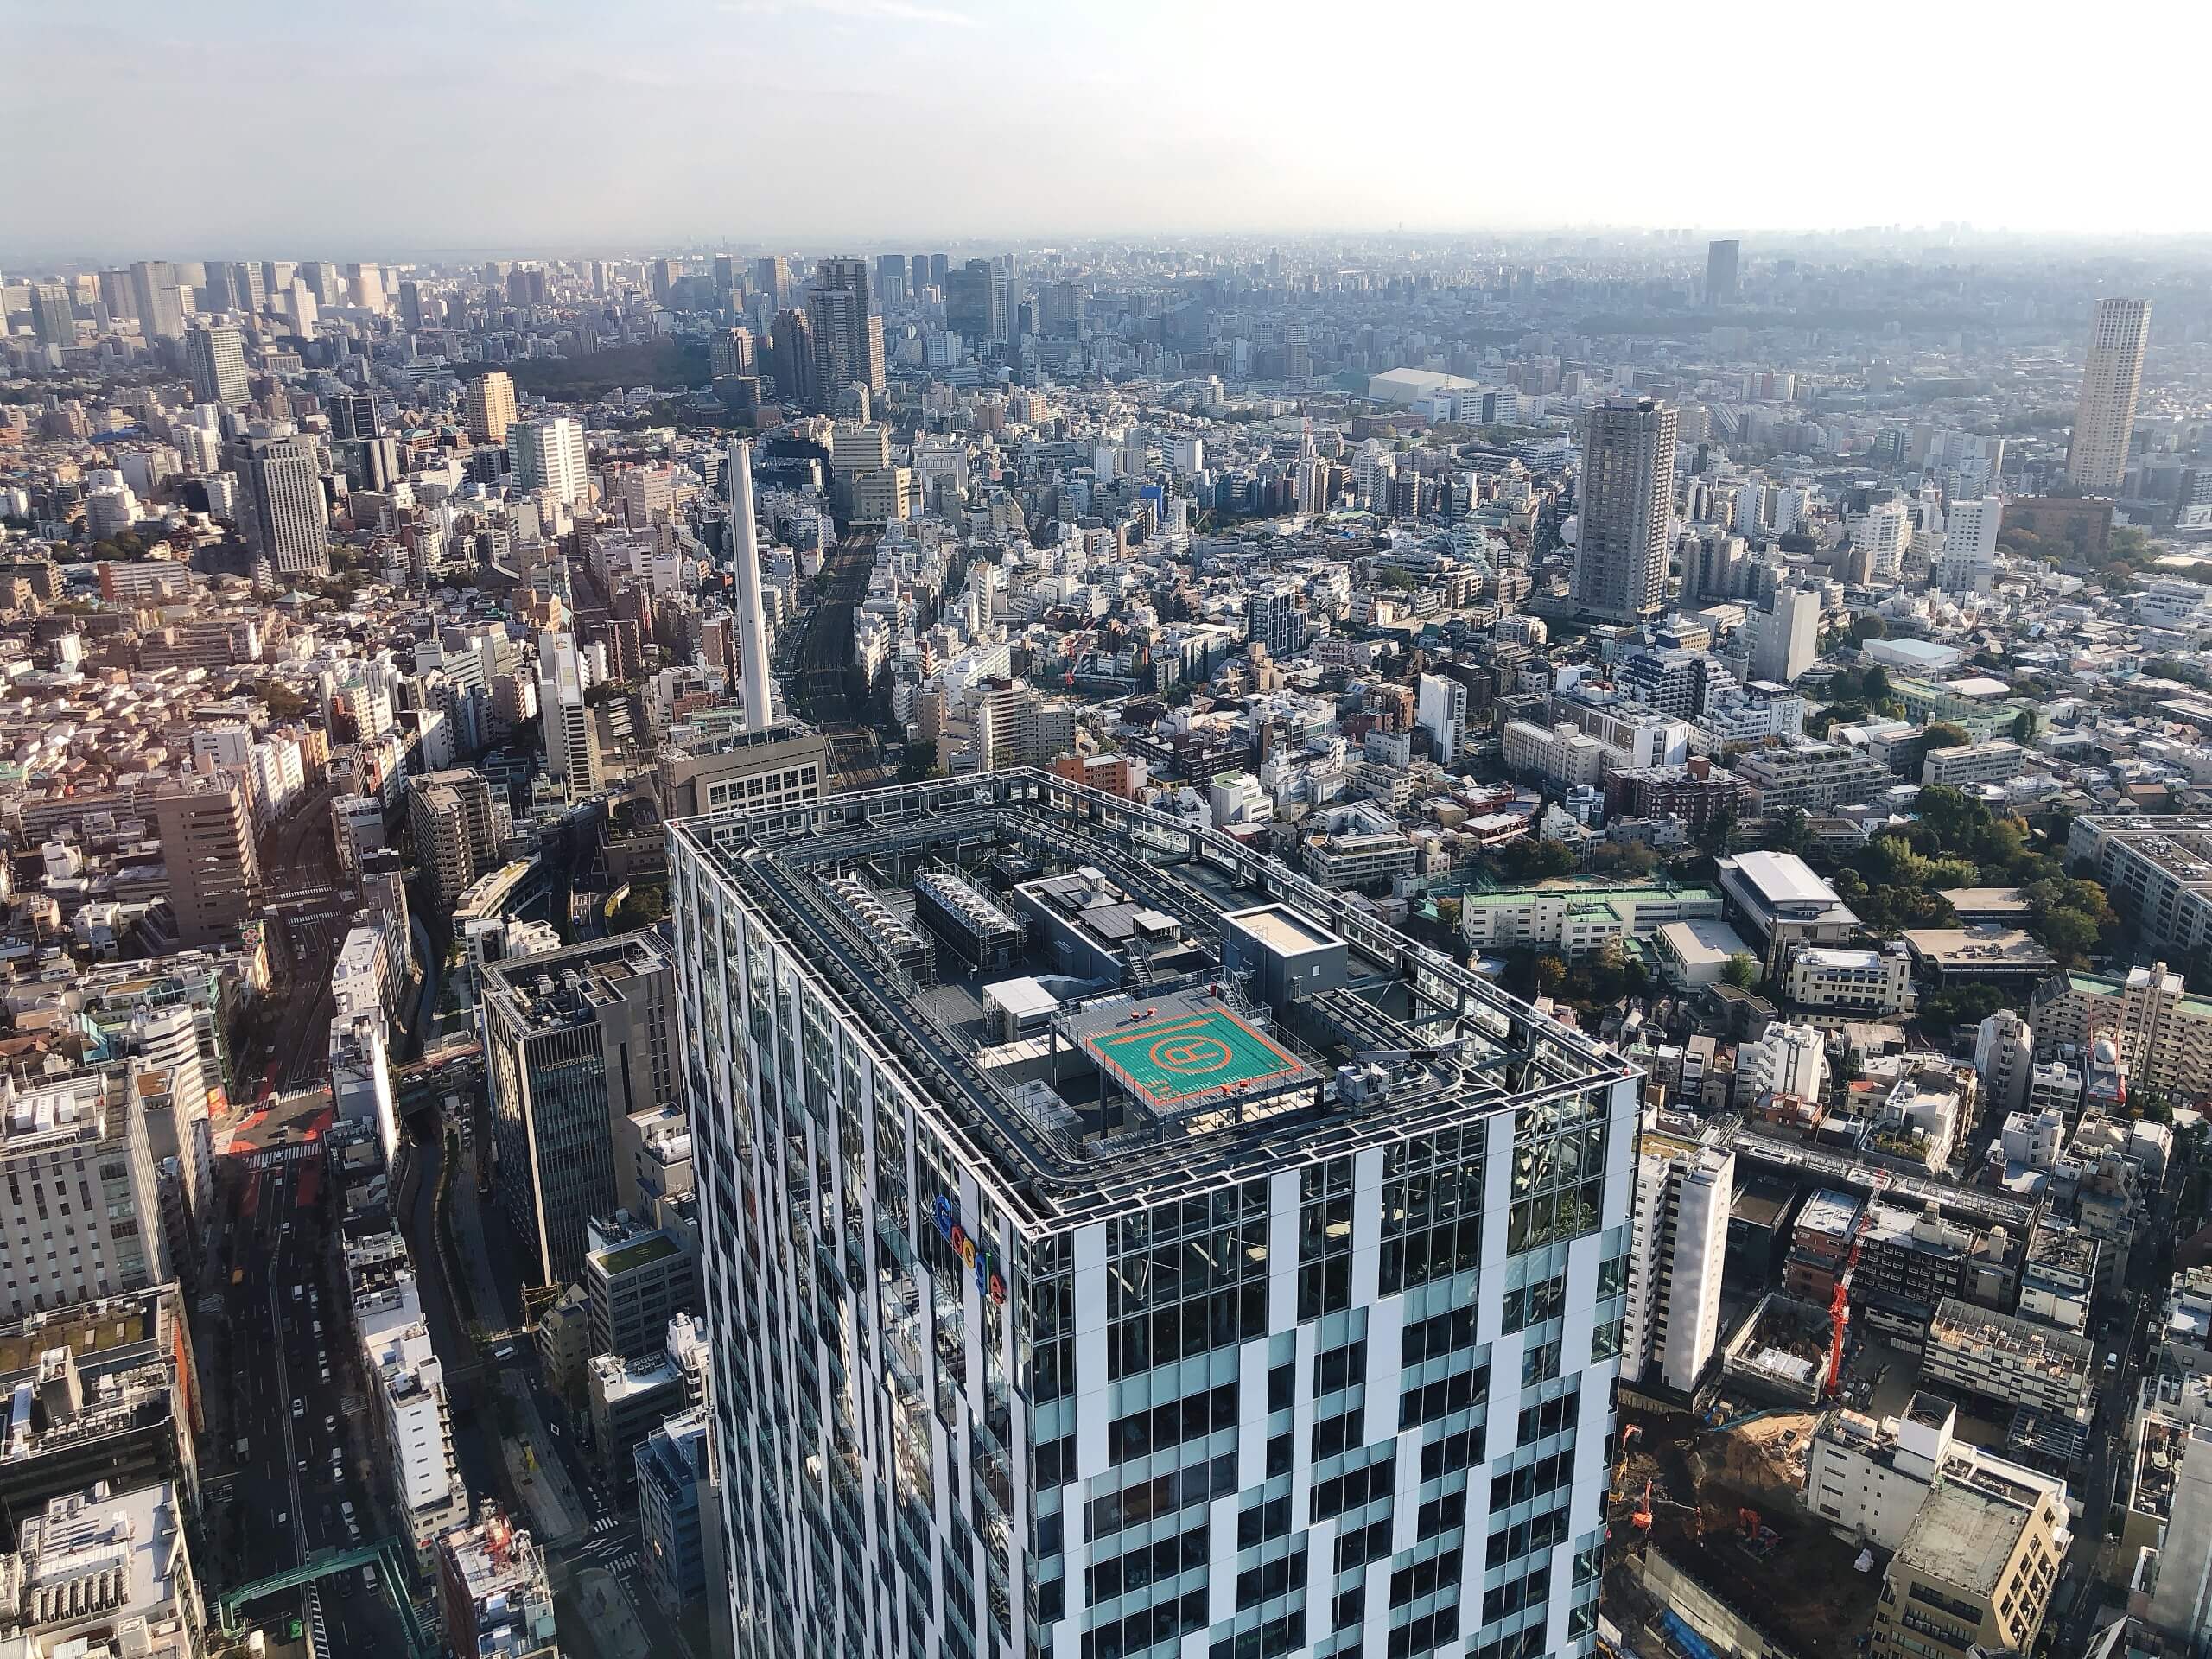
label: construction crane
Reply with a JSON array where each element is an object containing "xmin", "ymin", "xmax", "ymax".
[
  {"xmin": 1610, "ymin": 1423, "xmax": 1642, "ymax": 1500},
  {"xmin": 1823, "ymin": 1178, "xmax": 1889, "ymax": 1398}
]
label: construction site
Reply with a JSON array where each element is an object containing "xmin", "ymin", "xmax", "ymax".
[{"xmin": 1605, "ymin": 1403, "xmax": 1883, "ymax": 1659}]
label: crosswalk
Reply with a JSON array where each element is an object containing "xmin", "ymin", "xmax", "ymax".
[
  {"xmin": 592, "ymin": 1516, "xmax": 620, "ymax": 1535},
  {"xmin": 601, "ymin": 1551, "xmax": 638, "ymax": 1574},
  {"xmin": 305, "ymin": 1586, "xmax": 331, "ymax": 1659}
]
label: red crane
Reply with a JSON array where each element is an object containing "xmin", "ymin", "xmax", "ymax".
[{"xmin": 1824, "ymin": 1180, "xmax": 1887, "ymax": 1398}]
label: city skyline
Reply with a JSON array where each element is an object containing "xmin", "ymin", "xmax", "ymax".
[{"xmin": 10, "ymin": 0, "xmax": 2210, "ymax": 259}]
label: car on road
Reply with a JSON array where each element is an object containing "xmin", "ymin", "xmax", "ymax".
[
  {"xmin": 291, "ymin": 1286, "xmax": 302, "ymax": 1302},
  {"xmin": 291, "ymin": 1398, "xmax": 304, "ymax": 1417},
  {"xmin": 325, "ymin": 1414, "xmax": 337, "ymax": 1432}
]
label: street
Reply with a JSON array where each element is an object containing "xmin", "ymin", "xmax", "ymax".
[{"xmin": 210, "ymin": 1161, "xmax": 411, "ymax": 1659}]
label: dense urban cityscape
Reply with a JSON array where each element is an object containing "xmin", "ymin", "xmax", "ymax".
[{"xmin": 3, "ymin": 206, "xmax": 2212, "ymax": 1659}]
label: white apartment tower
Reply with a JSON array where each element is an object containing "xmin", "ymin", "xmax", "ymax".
[
  {"xmin": 537, "ymin": 632, "xmax": 601, "ymax": 802},
  {"xmin": 2066, "ymin": 297, "xmax": 2152, "ymax": 495},
  {"xmin": 1622, "ymin": 1135, "xmax": 1733, "ymax": 1395},
  {"xmin": 1936, "ymin": 494, "xmax": 2003, "ymax": 595},
  {"xmin": 726, "ymin": 437, "xmax": 776, "ymax": 734},
  {"xmin": 1860, "ymin": 499, "xmax": 1912, "ymax": 586},
  {"xmin": 511, "ymin": 417, "xmax": 590, "ymax": 507},
  {"xmin": 667, "ymin": 771, "xmax": 1636, "ymax": 1659},
  {"xmin": 1573, "ymin": 397, "xmax": 1677, "ymax": 623}
]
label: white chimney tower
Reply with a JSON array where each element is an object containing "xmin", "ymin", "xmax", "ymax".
[{"xmin": 727, "ymin": 436, "xmax": 775, "ymax": 734}]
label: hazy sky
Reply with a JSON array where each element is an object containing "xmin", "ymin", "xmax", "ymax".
[{"xmin": 7, "ymin": 0, "xmax": 2208, "ymax": 261}]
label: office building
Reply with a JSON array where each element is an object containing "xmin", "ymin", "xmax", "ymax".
[
  {"xmin": 182, "ymin": 324, "xmax": 249, "ymax": 410},
  {"xmin": 2067, "ymin": 297, "xmax": 2152, "ymax": 494},
  {"xmin": 1868, "ymin": 1477, "xmax": 2062, "ymax": 1659},
  {"xmin": 151, "ymin": 773, "xmax": 259, "ymax": 947},
  {"xmin": 0, "ymin": 1480, "xmax": 204, "ymax": 1659},
  {"xmin": 1622, "ymin": 1126, "xmax": 1732, "ymax": 1395},
  {"xmin": 1785, "ymin": 944, "xmax": 1914, "ymax": 1015},
  {"xmin": 667, "ymin": 769, "xmax": 1632, "ymax": 1659},
  {"xmin": 234, "ymin": 430, "xmax": 330, "ymax": 576},
  {"xmin": 654, "ymin": 725, "xmax": 830, "ymax": 820},
  {"xmin": 511, "ymin": 416, "xmax": 590, "ymax": 506},
  {"xmin": 1705, "ymin": 239, "xmax": 1739, "ymax": 308},
  {"xmin": 726, "ymin": 439, "xmax": 777, "ymax": 734},
  {"xmin": 437, "ymin": 1509, "xmax": 557, "ymax": 1659},
  {"xmin": 638, "ymin": 1406, "xmax": 716, "ymax": 1616},
  {"xmin": 482, "ymin": 932, "xmax": 677, "ymax": 1287},
  {"xmin": 0, "ymin": 1071, "xmax": 168, "ymax": 1320},
  {"xmin": 589, "ymin": 1314, "xmax": 707, "ymax": 1495},
  {"xmin": 586, "ymin": 1211, "xmax": 698, "ymax": 1362},
  {"xmin": 1573, "ymin": 397, "xmax": 1676, "ymax": 622},
  {"xmin": 946, "ymin": 257, "xmax": 1003, "ymax": 344},
  {"xmin": 328, "ymin": 391, "xmax": 378, "ymax": 440},
  {"xmin": 466, "ymin": 369, "xmax": 518, "ymax": 444},
  {"xmin": 1806, "ymin": 1393, "xmax": 2066, "ymax": 1556}
]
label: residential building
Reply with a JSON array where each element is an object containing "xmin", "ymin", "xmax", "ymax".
[
  {"xmin": 182, "ymin": 324, "xmax": 248, "ymax": 409},
  {"xmin": 2067, "ymin": 296, "xmax": 2152, "ymax": 494},
  {"xmin": 1868, "ymin": 1477, "xmax": 2063, "ymax": 1659},
  {"xmin": 482, "ymin": 932, "xmax": 677, "ymax": 1288},
  {"xmin": 1573, "ymin": 397, "xmax": 1676, "ymax": 622},
  {"xmin": 1300, "ymin": 830, "xmax": 1416, "ymax": 890},
  {"xmin": 1750, "ymin": 587, "xmax": 1820, "ymax": 685},
  {"xmin": 408, "ymin": 768, "xmax": 511, "ymax": 912},
  {"xmin": 466, "ymin": 370, "xmax": 518, "ymax": 444},
  {"xmin": 437, "ymin": 1508, "xmax": 557, "ymax": 1659},
  {"xmin": 1732, "ymin": 741, "xmax": 1889, "ymax": 813},
  {"xmin": 537, "ymin": 631, "xmax": 601, "ymax": 803},
  {"xmin": 151, "ymin": 773, "xmax": 259, "ymax": 947},
  {"xmin": 1919, "ymin": 1298, "xmax": 2094, "ymax": 1429},
  {"xmin": 510, "ymin": 417, "xmax": 590, "ymax": 507},
  {"xmin": 2030, "ymin": 963, "xmax": 2212, "ymax": 1103},
  {"xmin": 1622, "ymin": 1124, "xmax": 1732, "ymax": 1395},
  {"xmin": 1922, "ymin": 740, "xmax": 2025, "ymax": 788},
  {"xmin": 665, "ymin": 770, "xmax": 1633, "ymax": 1659},
  {"xmin": 2066, "ymin": 819, "xmax": 2212, "ymax": 963},
  {"xmin": 346, "ymin": 1229, "xmax": 469, "ymax": 1570}
]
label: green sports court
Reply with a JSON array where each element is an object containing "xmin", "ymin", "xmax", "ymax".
[{"xmin": 1080, "ymin": 1001, "xmax": 1309, "ymax": 1110}]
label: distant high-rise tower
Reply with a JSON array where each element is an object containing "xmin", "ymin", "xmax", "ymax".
[
  {"xmin": 235, "ymin": 430, "xmax": 331, "ymax": 576},
  {"xmin": 910, "ymin": 253, "xmax": 930, "ymax": 297},
  {"xmin": 874, "ymin": 254, "xmax": 907, "ymax": 306},
  {"xmin": 467, "ymin": 370, "xmax": 517, "ymax": 444},
  {"xmin": 27, "ymin": 283, "xmax": 74, "ymax": 349},
  {"xmin": 751, "ymin": 255, "xmax": 789, "ymax": 308},
  {"xmin": 1705, "ymin": 238, "xmax": 1740, "ymax": 309},
  {"xmin": 2066, "ymin": 296, "xmax": 2152, "ymax": 495},
  {"xmin": 809, "ymin": 257, "xmax": 884, "ymax": 398},
  {"xmin": 726, "ymin": 438, "xmax": 775, "ymax": 735},
  {"xmin": 946, "ymin": 258, "xmax": 1002, "ymax": 344},
  {"xmin": 184, "ymin": 324, "xmax": 251, "ymax": 409},
  {"xmin": 1573, "ymin": 397, "xmax": 1678, "ymax": 622},
  {"xmin": 770, "ymin": 308, "xmax": 816, "ymax": 406},
  {"xmin": 130, "ymin": 260, "xmax": 186, "ymax": 340}
]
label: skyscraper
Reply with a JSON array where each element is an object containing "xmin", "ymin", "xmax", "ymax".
[
  {"xmin": 808, "ymin": 257, "xmax": 884, "ymax": 398},
  {"xmin": 398, "ymin": 279, "xmax": 425, "ymax": 331},
  {"xmin": 769, "ymin": 308, "xmax": 816, "ymax": 406},
  {"xmin": 725, "ymin": 438, "xmax": 774, "ymax": 734},
  {"xmin": 1573, "ymin": 397, "xmax": 1678, "ymax": 622},
  {"xmin": 946, "ymin": 257, "xmax": 1002, "ymax": 343},
  {"xmin": 1751, "ymin": 586, "xmax": 1821, "ymax": 685},
  {"xmin": 1705, "ymin": 238, "xmax": 1739, "ymax": 308},
  {"xmin": 129, "ymin": 260, "xmax": 186, "ymax": 339},
  {"xmin": 235, "ymin": 430, "xmax": 331, "ymax": 576},
  {"xmin": 329, "ymin": 391, "xmax": 378, "ymax": 441},
  {"xmin": 184, "ymin": 324, "xmax": 251, "ymax": 409},
  {"xmin": 874, "ymin": 254, "xmax": 907, "ymax": 305},
  {"xmin": 750, "ymin": 255, "xmax": 788, "ymax": 308},
  {"xmin": 466, "ymin": 370, "xmax": 518, "ymax": 444},
  {"xmin": 510, "ymin": 417, "xmax": 590, "ymax": 506},
  {"xmin": 909, "ymin": 253, "xmax": 930, "ymax": 296},
  {"xmin": 2066, "ymin": 296, "xmax": 2152, "ymax": 495},
  {"xmin": 665, "ymin": 770, "xmax": 1633, "ymax": 1659},
  {"xmin": 27, "ymin": 283, "xmax": 74, "ymax": 349}
]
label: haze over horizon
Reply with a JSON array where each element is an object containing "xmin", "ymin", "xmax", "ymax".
[{"xmin": 10, "ymin": 0, "xmax": 2209, "ymax": 261}]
